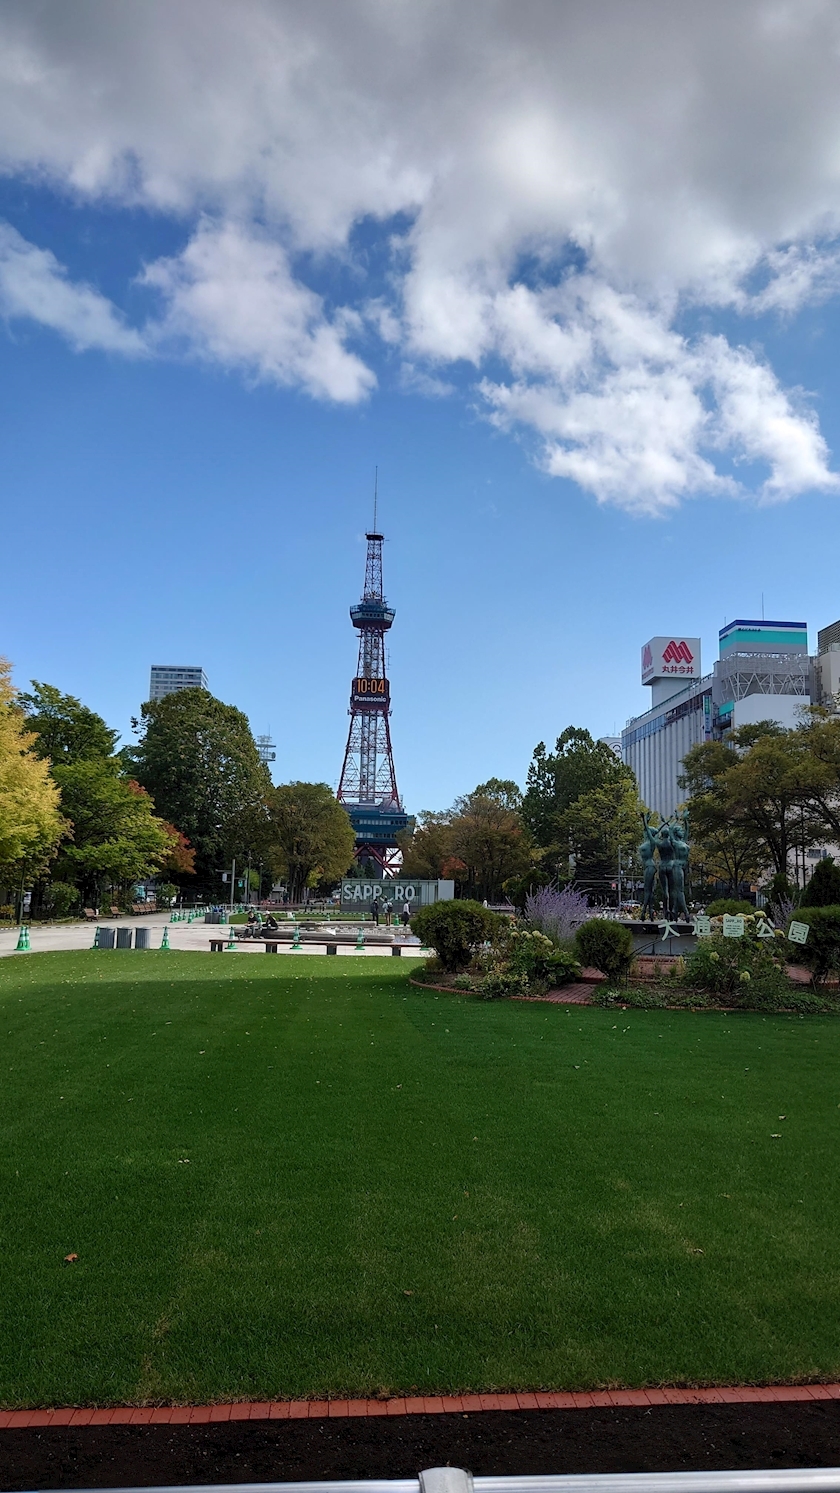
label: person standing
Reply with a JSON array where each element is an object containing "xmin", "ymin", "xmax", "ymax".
[
  {"xmin": 372, "ymin": 894, "xmax": 381, "ymax": 926},
  {"xmin": 384, "ymin": 898, "xmax": 393, "ymax": 926},
  {"xmin": 401, "ymin": 901, "xmax": 411, "ymax": 928}
]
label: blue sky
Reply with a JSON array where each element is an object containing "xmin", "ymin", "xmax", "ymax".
[{"xmin": 3, "ymin": 2, "xmax": 840, "ymax": 814}]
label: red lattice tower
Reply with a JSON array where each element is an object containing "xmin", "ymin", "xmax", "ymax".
[{"xmin": 337, "ymin": 528, "xmax": 407, "ymax": 871}]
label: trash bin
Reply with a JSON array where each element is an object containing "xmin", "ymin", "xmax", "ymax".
[
  {"xmin": 94, "ymin": 927, "xmax": 115, "ymax": 949},
  {"xmin": 116, "ymin": 927, "xmax": 133, "ymax": 949},
  {"xmin": 134, "ymin": 927, "xmax": 150, "ymax": 949},
  {"xmin": 205, "ymin": 912, "xmax": 224, "ymax": 924}
]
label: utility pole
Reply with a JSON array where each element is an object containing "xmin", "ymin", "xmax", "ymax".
[{"xmin": 230, "ymin": 857, "xmax": 236, "ymax": 915}]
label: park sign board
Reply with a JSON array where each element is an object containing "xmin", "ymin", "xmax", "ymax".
[
  {"xmin": 340, "ymin": 878, "xmax": 454, "ymax": 910},
  {"xmin": 641, "ymin": 636, "xmax": 702, "ymax": 685}
]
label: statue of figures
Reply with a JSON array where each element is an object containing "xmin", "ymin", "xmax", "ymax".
[
  {"xmin": 654, "ymin": 822, "xmax": 676, "ymax": 915},
  {"xmin": 669, "ymin": 815, "xmax": 691, "ymax": 920},
  {"xmin": 639, "ymin": 812, "xmax": 658, "ymax": 920}
]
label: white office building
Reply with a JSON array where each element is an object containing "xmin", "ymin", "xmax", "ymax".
[
  {"xmin": 813, "ymin": 618, "xmax": 840, "ymax": 708},
  {"xmin": 149, "ymin": 665, "xmax": 208, "ymax": 702},
  {"xmin": 622, "ymin": 621, "xmax": 811, "ymax": 818}
]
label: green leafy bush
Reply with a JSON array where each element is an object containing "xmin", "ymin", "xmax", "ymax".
[
  {"xmin": 595, "ymin": 985, "xmax": 711, "ymax": 1010},
  {"xmin": 595, "ymin": 980, "xmax": 840, "ymax": 1013},
  {"xmin": 800, "ymin": 858, "xmax": 840, "ymax": 908},
  {"xmin": 787, "ymin": 906, "xmax": 840, "ymax": 983},
  {"xmin": 43, "ymin": 881, "xmax": 79, "ymax": 918},
  {"xmin": 683, "ymin": 933, "xmax": 788, "ymax": 1002},
  {"xmin": 575, "ymin": 918, "xmax": 634, "ymax": 982},
  {"xmin": 410, "ymin": 900, "xmax": 503, "ymax": 972},
  {"xmin": 479, "ymin": 967, "xmax": 532, "ymax": 1000},
  {"xmin": 502, "ymin": 927, "xmax": 580, "ymax": 985},
  {"xmin": 705, "ymin": 898, "xmax": 755, "ymax": 917}
]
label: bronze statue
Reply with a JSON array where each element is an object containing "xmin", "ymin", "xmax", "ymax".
[
  {"xmin": 639, "ymin": 813, "xmax": 658, "ymax": 919},
  {"xmin": 669, "ymin": 813, "xmax": 690, "ymax": 920},
  {"xmin": 638, "ymin": 810, "xmax": 690, "ymax": 921}
]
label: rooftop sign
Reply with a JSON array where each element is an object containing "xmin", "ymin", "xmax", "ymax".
[
  {"xmin": 641, "ymin": 636, "xmax": 701, "ymax": 685},
  {"xmin": 718, "ymin": 619, "xmax": 807, "ymax": 655}
]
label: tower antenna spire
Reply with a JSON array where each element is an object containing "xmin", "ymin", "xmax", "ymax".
[
  {"xmin": 337, "ymin": 498, "xmax": 407, "ymax": 876},
  {"xmin": 373, "ymin": 466, "xmax": 378, "ymax": 533}
]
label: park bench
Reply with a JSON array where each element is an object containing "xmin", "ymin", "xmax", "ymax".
[{"xmin": 209, "ymin": 934, "xmax": 411, "ymax": 956}]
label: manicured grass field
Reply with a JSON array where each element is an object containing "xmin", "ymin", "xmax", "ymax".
[{"xmin": 2, "ymin": 951, "xmax": 839, "ymax": 1406}]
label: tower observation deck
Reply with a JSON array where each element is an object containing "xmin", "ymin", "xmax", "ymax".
[{"xmin": 337, "ymin": 529, "xmax": 409, "ymax": 873}]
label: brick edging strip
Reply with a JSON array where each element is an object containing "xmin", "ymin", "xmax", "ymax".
[{"xmin": 3, "ymin": 1385, "xmax": 840, "ymax": 1427}]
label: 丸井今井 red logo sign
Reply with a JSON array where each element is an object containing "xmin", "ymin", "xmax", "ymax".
[{"xmin": 662, "ymin": 640, "xmax": 694, "ymax": 665}]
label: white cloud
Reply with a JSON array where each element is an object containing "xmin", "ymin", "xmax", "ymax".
[
  {"xmin": 705, "ymin": 337, "xmax": 836, "ymax": 499},
  {"xmin": 142, "ymin": 220, "xmax": 375, "ymax": 402},
  {"xmin": 2, "ymin": 0, "xmax": 840, "ymax": 506},
  {"xmin": 0, "ymin": 221, "xmax": 144, "ymax": 354},
  {"xmin": 476, "ymin": 275, "xmax": 838, "ymax": 513},
  {"xmin": 399, "ymin": 362, "xmax": 455, "ymax": 399}
]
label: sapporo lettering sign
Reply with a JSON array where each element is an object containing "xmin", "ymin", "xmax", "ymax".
[
  {"xmin": 341, "ymin": 880, "xmax": 422, "ymax": 904},
  {"xmin": 352, "ymin": 676, "xmax": 390, "ymax": 705}
]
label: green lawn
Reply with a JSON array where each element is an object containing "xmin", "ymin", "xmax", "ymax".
[{"xmin": 2, "ymin": 950, "xmax": 839, "ymax": 1406}]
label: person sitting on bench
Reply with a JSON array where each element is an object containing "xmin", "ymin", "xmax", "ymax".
[
  {"xmin": 246, "ymin": 909, "xmax": 259, "ymax": 938},
  {"xmin": 264, "ymin": 913, "xmax": 279, "ymax": 934}
]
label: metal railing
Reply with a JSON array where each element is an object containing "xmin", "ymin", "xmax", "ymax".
[{"xmin": 48, "ymin": 1467, "xmax": 840, "ymax": 1493}]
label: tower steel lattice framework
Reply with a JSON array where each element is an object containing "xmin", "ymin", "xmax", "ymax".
[{"xmin": 337, "ymin": 528, "xmax": 408, "ymax": 873}]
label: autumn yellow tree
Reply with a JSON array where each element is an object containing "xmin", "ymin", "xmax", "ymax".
[{"xmin": 0, "ymin": 658, "xmax": 65, "ymax": 883}]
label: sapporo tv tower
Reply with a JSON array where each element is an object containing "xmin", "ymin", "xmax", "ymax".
[{"xmin": 337, "ymin": 484, "xmax": 410, "ymax": 873}]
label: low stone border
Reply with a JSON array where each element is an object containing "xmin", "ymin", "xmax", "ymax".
[{"xmin": 3, "ymin": 1384, "xmax": 840, "ymax": 1426}]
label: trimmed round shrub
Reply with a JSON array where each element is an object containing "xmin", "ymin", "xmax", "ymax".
[
  {"xmin": 575, "ymin": 918, "xmax": 634, "ymax": 982},
  {"xmin": 705, "ymin": 898, "xmax": 755, "ymax": 917},
  {"xmin": 410, "ymin": 900, "xmax": 503, "ymax": 972}
]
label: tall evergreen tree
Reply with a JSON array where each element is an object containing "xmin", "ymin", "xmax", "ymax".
[{"xmin": 523, "ymin": 727, "xmax": 636, "ymax": 849}]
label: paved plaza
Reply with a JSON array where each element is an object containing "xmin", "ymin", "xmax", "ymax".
[{"xmin": 0, "ymin": 913, "xmax": 425, "ymax": 959}]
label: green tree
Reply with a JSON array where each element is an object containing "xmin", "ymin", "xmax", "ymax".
[
  {"xmin": 680, "ymin": 739, "xmax": 766, "ymax": 893},
  {"xmin": 794, "ymin": 710, "xmax": 840, "ymax": 844},
  {"xmin": 0, "ymin": 660, "xmax": 66, "ymax": 885},
  {"xmin": 397, "ymin": 810, "xmax": 454, "ymax": 879},
  {"xmin": 719, "ymin": 724, "xmax": 819, "ymax": 877},
  {"xmin": 523, "ymin": 727, "xmax": 634, "ymax": 848},
  {"xmin": 267, "ymin": 782, "xmax": 355, "ymax": 900},
  {"xmin": 557, "ymin": 778, "xmax": 646, "ymax": 894},
  {"xmin": 800, "ymin": 855, "xmax": 840, "ymax": 907},
  {"xmin": 18, "ymin": 681, "xmax": 118, "ymax": 763},
  {"xmin": 681, "ymin": 724, "xmax": 819, "ymax": 883},
  {"xmin": 448, "ymin": 779, "xmax": 532, "ymax": 901},
  {"xmin": 125, "ymin": 688, "xmax": 271, "ymax": 881},
  {"xmin": 50, "ymin": 764, "xmax": 172, "ymax": 906}
]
